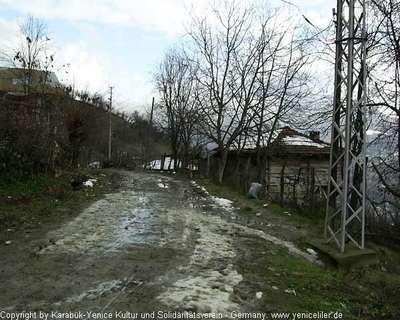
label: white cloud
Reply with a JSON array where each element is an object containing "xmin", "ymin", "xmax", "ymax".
[
  {"xmin": 0, "ymin": 17, "xmax": 20, "ymax": 62},
  {"xmin": 0, "ymin": 0, "xmax": 335, "ymax": 113},
  {"xmin": 56, "ymin": 41, "xmax": 109, "ymax": 93},
  {"xmin": 56, "ymin": 41, "xmax": 108, "ymax": 92},
  {"xmin": 111, "ymin": 72, "xmax": 154, "ymax": 112},
  {"xmin": 71, "ymin": 21, "xmax": 105, "ymax": 44},
  {"xmin": 0, "ymin": 0, "xmax": 204, "ymax": 37},
  {"xmin": 56, "ymin": 40, "xmax": 154, "ymax": 113}
]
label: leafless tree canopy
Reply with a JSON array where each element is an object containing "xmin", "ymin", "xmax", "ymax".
[
  {"xmin": 361, "ymin": 0, "xmax": 400, "ymax": 240},
  {"xmin": 152, "ymin": 0, "xmax": 319, "ymax": 182},
  {"xmin": 153, "ymin": 46, "xmax": 201, "ymax": 171}
]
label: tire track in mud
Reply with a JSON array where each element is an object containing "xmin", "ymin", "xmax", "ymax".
[
  {"xmin": 0, "ymin": 171, "xmax": 320, "ymax": 317},
  {"xmin": 154, "ymin": 180, "xmax": 320, "ymax": 315},
  {"xmin": 0, "ymin": 172, "xmax": 189, "ymax": 314}
]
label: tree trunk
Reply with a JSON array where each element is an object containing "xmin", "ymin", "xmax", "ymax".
[
  {"xmin": 266, "ymin": 157, "xmax": 271, "ymax": 197},
  {"xmin": 234, "ymin": 155, "xmax": 241, "ymax": 192},
  {"xmin": 244, "ymin": 156, "xmax": 251, "ymax": 195},
  {"xmin": 398, "ymin": 115, "xmax": 400, "ymax": 170},
  {"xmin": 217, "ymin": 149, "xmax": 229, "ymax": 184},
  {"xmin": 161, "ymin": 153, "xmax": 166, "ymax": 171},
  {"xmin": 207, "ymin": 154, "xmax": 211, "ymax": 179}
]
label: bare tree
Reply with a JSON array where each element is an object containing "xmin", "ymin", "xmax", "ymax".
[
  {"xmin": 361, "ymin": 0, "xmax": 400, "ymax": 238},
  {"xmin": 187, "ymin": 0, "xmax": 263, "ymax": 183},
  {"xmin": 0, "ymin": 15, "xmax": 59, "ymax": 175},
  {"xmin": 249, "ymin": 18, "xmax": 316, "ymax": 183},
  {"xmin": 186, "ymin": 0, "xmax": 317, "ymax": 184},
  {"xmin": 1, "ymin": 14, "xmax": 55, "ymax": 95},
  {"xmin": 153, "ymin": 47, "xmax": 199, "ymax": 171}
]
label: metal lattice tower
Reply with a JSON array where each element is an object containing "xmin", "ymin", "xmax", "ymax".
[{"xmin": 324, "ymin": 0, "xmax": 367, "ymax": 253}]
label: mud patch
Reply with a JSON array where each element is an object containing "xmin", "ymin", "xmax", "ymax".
[
  {"xmin": 55, "ymin": 279, "xmax": 132, "ymax": 306},
  {"xmin": 157, "ymin": 183, "xmax": 320, "ymax": 313},
  {"xmin": 158, "ymin": 265, "xmax": 242, "ymax": 313},
  {"xmin": 38, "ymin": 190, "xmax": 160, "ymax": 255}
]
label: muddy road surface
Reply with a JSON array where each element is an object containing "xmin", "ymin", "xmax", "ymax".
[{"xmin": 0, "ymin": 171, "xmax": 318, "ymax": 319}]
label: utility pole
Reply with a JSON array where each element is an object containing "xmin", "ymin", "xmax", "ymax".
[
  {"xmin": 150, "ymin": 97, "xmax": 155, "ymax": 125},
  {"xmin": 325, "ymin": 0, "xmax": 367, "ymax": 253},
  {"xmin": 108, "ymin": 86, "xmax": 114, "ymax": 162}
]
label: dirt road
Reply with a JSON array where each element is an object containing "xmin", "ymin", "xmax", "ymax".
[{"xmin": 0, "ymin": 171, "xmax": 318, "ymax": 319}]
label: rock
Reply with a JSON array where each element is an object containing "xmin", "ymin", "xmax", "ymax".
[
  {"xmin": 306, "ymin": 248, "xmax": 318, "ymax": 256},
  {"xmin": 255, "ymin": 292, "xmax": 263, "ymax": 299},
  {"xmin": 83, "ymin": 180, "xmax": 94, "ymax": 188},
  {"xmin": 88, "ymin": 161, "xmax": 100, "ymax": 169},
  {"xmin": 248, "ymin": 183, "xmax": 262, "ymax": 199},
  {"xmin": 256, "ymin": 213, "xmax": 262, "ymax": 217},
  {"xmin": 272, "ymin": 286, "xmax": 279, "ymax": 290},
  {"xmin": 5, "ymin": 240, "xmax": 12, "ymax": 245},
  {"xmin": 284, "ymin": 288, "xmax": 296, "ymax": 296}
]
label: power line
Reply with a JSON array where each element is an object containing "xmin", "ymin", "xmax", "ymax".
[{"xmin": 280, "ymin": 0, "xmax": 318, "ymax": 29}]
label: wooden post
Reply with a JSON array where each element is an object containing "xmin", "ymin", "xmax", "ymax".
[
  {"xmin": 244, "ymin": 156, "xmax": 251, "ymax": 195},
  {"xmin": 280, "ymin": 160, "xmax": 286, "ymax": 205}
]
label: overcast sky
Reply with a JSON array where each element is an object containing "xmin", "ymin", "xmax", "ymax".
[{"xmin": 0, "ymin": 0, "xmax": 332, "ymax": 114}]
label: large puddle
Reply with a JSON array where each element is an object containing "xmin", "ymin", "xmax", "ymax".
[
  {"xmin": 38, "ymin": 190, "xmax": 161, "ymax": 255},
  {"xmin": 112, "ymin": 198, "xmax": 158, "ymax": 247}
]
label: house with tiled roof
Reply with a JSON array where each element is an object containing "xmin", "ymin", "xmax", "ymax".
[
  {"xmin": 199, "ymin": 126, "xmax": 331, "ymax": 205},
  {"xmin": 265, "ymin": 126, "xmax": 331, "ymax": 205}
]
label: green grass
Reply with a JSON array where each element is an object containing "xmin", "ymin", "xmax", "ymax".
[
  {"xmin": 0, "ymin": 170, "xmax": 120, "ymax": 229},
  {"xmin": 236, "ymin": 235, "xmax": 400, "ymax": 319},
  {"xmin": 0, "ymin": 174, "xmax": 63, "ymax": 197},
  {"xmin": 198, "ymin": 178, "xmax": 320, "ymax": 226},
  {"xmin": 198, "ymin": 178, "xmax": 400, "ymax": 319},
  {"xmin": 253, "ymin": 198, "xmax": 317, "ymax": 225},
  {"xmin": 237, "ymin": 237, "xmax": 363, "ymax": 317}
]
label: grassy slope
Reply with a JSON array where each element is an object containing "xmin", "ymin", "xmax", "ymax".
[
  {"xmin": 199, "ymin": 178, "xmax": 400, "ymax": 319},
  {"xmin": 0, "ymin": 169, "xmax": 121, "ymax": 229}
]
